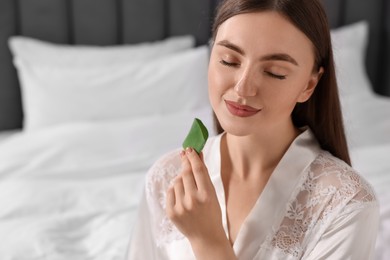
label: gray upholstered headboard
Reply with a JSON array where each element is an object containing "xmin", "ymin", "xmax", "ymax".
[{"xmin": 0, "ymin": 0, "xmax": 388, "ymax": 131}]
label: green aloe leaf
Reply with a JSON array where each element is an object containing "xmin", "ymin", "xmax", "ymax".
[{"xmin": 182, "ymin": 118, "xmax": 209, "ymax": 154}]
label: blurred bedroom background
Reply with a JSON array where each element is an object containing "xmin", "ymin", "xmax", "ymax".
[{"xmin": 0, "ymin": 0, "xmax": 389, "ymax": 259}]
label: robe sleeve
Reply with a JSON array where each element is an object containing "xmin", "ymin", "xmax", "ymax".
[
  {"xmin": 303, "ymin": 202, "xmax": 380, "ymax": 260},
  {"xmin": 126, "ymin": 189, "xmax": 168, "ymax": 260}
]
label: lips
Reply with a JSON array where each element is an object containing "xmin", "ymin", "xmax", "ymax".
[{"xmin": 225, "ymin": 100, "xmax": 261, "ymax": 117}]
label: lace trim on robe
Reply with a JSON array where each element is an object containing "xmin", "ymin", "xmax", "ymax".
[
  {"xmin": 145, "ymin": 150, "xmax": 185, "ymax": 247},
  {"xmin": 265, "ymin": 151, "xmax": 378, "ymax": 258}
]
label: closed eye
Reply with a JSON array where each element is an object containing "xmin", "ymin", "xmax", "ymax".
[
  {"xmin": 265, "ymin": 71, "xmax": 286, "ymax": 80},
  {"xmin": 219, "ymin": 60, "xmax": 240, "ymax": 67}
]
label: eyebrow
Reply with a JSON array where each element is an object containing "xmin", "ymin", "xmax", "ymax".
[
  {"xmin": 261, "ymin": 53, "xmax": 299, "ymax": 66},
  {"xmin": 216, "ymin": 40, "xmax": 299, "ymax": 66},
  {"xmin": 217, "ymin": 40, "xmax": 245, "ymax": 55}
]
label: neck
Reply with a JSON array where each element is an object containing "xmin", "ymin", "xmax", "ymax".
[{"xmin": 221, "ymin": 120, "xmax": 300, "ymax": 180}]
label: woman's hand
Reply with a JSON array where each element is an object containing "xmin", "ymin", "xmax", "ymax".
[{"xmin": 166, "ymin": 147, "xmax": 236, "ymax": 260}]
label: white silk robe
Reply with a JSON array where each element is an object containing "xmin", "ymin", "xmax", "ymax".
[{"xmin": 127, "ymin": 129, "xmax": 379, "ymax": 260}]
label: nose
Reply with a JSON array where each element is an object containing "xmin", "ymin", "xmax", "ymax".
[{"xmin": 234, "ymin": 69, "xmax": 258, "ymax": 97}]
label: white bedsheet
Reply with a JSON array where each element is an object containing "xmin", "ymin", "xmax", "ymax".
[
  {"xmin": 342, "ymin": 93, "xmax": 390, "ymax": 149},
  {"xmin": 343, "ymin": 92, "xmax": 390, "ymax": 260},
  {"xmin": 350, "ymin": 144, "xmax": 390, "ymax": 260},
  {"xmin": 0, "ymin": 108, "xmax": 215, "ymax": 260},
  {"xmin": 0, "ymin": 130, "xmax": 19, "ymax": 144}
]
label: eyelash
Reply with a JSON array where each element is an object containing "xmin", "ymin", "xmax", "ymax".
[
  {"xmin": 265, "ymin": 71, "xmax": 286, "ymax": 80},
  {"xmin": 219, "ymin": 59, "xmax": 287, "ymax": 80},
  {"xmin": 219, "ymin": 60, "xmax": 239, "ymax": 67}
]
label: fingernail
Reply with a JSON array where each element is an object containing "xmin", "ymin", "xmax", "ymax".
[
  {"xmin": 186, "ymin": 147, "xmax": 193, "ymax": 154},
  {"xmin": 180, "ymin": 150, "xmax": 185, "ymax": 158}
]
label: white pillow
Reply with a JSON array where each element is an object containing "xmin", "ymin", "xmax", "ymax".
[
  {"xmin": 10, "ymin": 45, "xmax": 210, "ymax": 131},
  {"xmin": 8, "ymin": 35, "xmax": 195, "ymax": 66},
  {"xmin": 331, "ymin": 20, "xmax": 373, "ymax": 99}
]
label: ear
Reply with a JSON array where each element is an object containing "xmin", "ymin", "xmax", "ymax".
[{"xmin": 297, "ymin": 67, "xmax": 324, "ymax": 103}]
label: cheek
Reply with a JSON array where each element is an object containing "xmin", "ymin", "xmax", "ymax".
[
  {"xmin": 262, "ymin": 80, "xmax": 306, "ymax": 112},
  {"xmin": 208, "ymin": 62, "xmax": 231, "ymax": 105}
]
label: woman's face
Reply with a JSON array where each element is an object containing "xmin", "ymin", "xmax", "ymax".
[{"xmin": 208, "ymin": 11, "xmax": 322, "ymax": 136}]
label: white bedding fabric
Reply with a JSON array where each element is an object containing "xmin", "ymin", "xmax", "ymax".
[
  {"xmin": 351, "ymin": 144, "xmax": 390, "ymax": 260},
  {"xmin": 10, "ymin": 42, "xmax": 209, "ymax": 131},
  {"xmin": 343, "ymin": 91, "xmax": 390, "ymax": 260},
  {"xmin": 0, "ymin": 108, "xmax": 215, "ymax": 260},
  {"xmin": 0, "ymin": 130, "xmax": 19, "ymax": 144},
  {"xmin": 342, "ymin": 93, "xmax": 390, "ymax": 149}
]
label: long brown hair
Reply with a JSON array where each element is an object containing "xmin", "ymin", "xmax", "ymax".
[{"xmin": 211, "ymin": 0, "xmax": 351, "ymax": 165}]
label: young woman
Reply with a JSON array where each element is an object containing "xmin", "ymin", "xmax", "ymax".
[{"xmin": 128, "ymin": 0, "xmax": 379, "ymax": 259}]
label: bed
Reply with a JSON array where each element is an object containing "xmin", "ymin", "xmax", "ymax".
[{"xmin": 0, "ymin": 0, "xmax": 389, "ymax": 259}]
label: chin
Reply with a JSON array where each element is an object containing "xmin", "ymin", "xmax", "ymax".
[{"xmin": 218, "ymin": 117, "xmax": 256, "ymax": 137}]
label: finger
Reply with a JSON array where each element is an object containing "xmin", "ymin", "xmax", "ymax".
[
  {"xmin": 180, "ymin": 150, "xmax": 191, "ymax": 172},
  {"xmin": 173, "ymin": 175, "xmax": 185, "ymax": 205},
  {"xmin": 199, "ymin": 151, "xmax": 204, "ymax": 162},
  {"xmin": 185, "ymin": 147, "xmax": 212, "ymax": 191},
  {"xmin": 180, "ymin": 151, "xmax": 198, "ymax": 192},
  {"xmin": 166, "ymin": 186, "xmax": 175, "ymax": 218}
]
